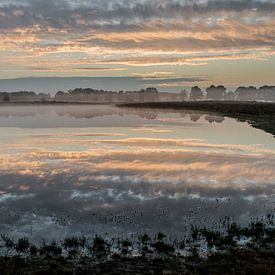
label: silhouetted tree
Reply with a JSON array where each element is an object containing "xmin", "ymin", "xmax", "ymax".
[
  {"xmin": 258, "ymin": 86, "xmax": 275, "ymax": 101},
  {"xmin": 206, "ymin": 85, "xmax": 226, "ymax": 100},
  {"xmin": 235, "ymin": 86, "xmax": 258, "ymax": 101},
  {"xmin": 225, "ymin": 91, "xmax": 235, "ymax": 101},
  {"xmin": 180, "ymin": 89, "xmax": 188, "ymax": 101},
  {"xmin": 190, "ymin": 86, "xmax": 204, "ymax": 101}
]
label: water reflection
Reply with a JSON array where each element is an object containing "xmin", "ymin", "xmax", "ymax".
[
  {"xmin": 0, "ymin": 105, "xmax": 274, "ymax": 240},
  {"xmin": 0, "ymin": 104, "xmax": 225, "ymax": 122}
]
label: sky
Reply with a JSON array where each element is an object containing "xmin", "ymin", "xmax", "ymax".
[{"xmin": 0, "ymin": 0, "xmax": 275, "ymax": 92}]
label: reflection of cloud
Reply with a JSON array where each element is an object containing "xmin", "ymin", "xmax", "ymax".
[
  {"xmin": 0, "ymin": 105, "xmax": 275, "ymax": 239},
  {"xmin": 91, "ymin": 137, "xmax": 275, "ymax": 155},
  {"xmin": 0, "ymin": 193, "xmax": 34, "ymax": 203},
  {"xmin": 132, "ymin": 128, "xmax": 172, "ymax": 133},
  {"xmin": 2, "ymin": 139, "xmax": 275, "ymax": 188}
]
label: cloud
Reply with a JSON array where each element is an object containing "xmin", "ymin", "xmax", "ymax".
[
  {"xmin": 0, "ymin": 0, "xmax": 275, "ymax": 74},
  {"xmin": 25, "ymin": 66, "xmax": 126, "ymax": 72}
]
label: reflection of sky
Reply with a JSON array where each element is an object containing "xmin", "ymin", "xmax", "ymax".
[{"xmin": 0, "ymin": 105, "xmax": 275, "ymax": 240}]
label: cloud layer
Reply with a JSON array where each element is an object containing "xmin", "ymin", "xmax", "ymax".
[{"xmin": 0, "ymin": 0, "xmax": 275, "ymax": 84}]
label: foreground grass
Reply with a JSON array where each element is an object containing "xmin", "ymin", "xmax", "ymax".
[
  {"xmin": 0, "ymin": 216, "xmax": 274, "ymax": 274},
  {"xmin": 1, "ymin": 250, "xmax": 275, "ymax": 275},
  {"xmin": 119, "ymin": 101, "xmax": 275, "ymax": 136}
]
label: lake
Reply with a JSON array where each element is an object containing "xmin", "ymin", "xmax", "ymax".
[{"xmin": 0, "ymin": 105, "xmax": 275, "ymax": 240}]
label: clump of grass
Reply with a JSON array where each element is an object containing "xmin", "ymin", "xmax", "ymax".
[
  {"xmin": 89, "ymin": 235, "xmax": 111, "ymax": 259},
  {"xmin": 151, "ymin": 232, "xmax": 175, "ymax": 256},
  {"xmin": 15, "ymin": 238, "xmax": 30, "ymax": 256},
  {"xmin": 138, "ymin": 234, "xmax": 153, "ymax": 256},
  {"xmin": 39, "ymin": 240, "xmax": 62, "ymax": 257}
]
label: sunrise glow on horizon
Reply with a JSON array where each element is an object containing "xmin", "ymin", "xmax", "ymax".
[{"xmin": 0, "ymin": 0, "xmax": 275, "ymax": 91}]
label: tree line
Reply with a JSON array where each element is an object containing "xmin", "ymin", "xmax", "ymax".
[
  {"xmin": 1, "ymin": 85, "xmax": 275, "ymax": 103},
  {"xmin": 184, "ymin": 85, "xmax": 275, "ymax": 101}
]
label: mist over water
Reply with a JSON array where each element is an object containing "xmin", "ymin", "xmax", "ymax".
[{"xmin": 0, "ymin": 105, "xmax": 274, "ymax": 240}]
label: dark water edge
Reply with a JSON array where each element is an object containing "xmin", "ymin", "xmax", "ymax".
[
  {"xmin": 0, "ymin": 217, "xmax": 274, "ymax": 274},
  {"xmin": 118, "ymin": 101, "xmax": 275, "ymax": 137}
]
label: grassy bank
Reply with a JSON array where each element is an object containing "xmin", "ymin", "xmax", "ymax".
[
  {"xmin": 0, "ymin": 216, "xmax": 274, "ymax": 274},
  {"xmin": 118, "ymin": 101, "xmax": 275, "ymax": 136},
  {"xmin": 1, "ymin": 250, "xmax": 274, "ymax": 274}
]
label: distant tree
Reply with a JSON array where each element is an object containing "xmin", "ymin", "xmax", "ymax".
[
  {"xmin": 190, "ymin": 86, "xmax": 204, "ymax": 101},
  {"xmin": 180, "ymin": 89, "xmax": 188, "ymax": 101},
  {"xmin": 146, "ymin": 87, "xmax": 158, "ymax": 93},
  {"xmin": 55, "ymin": 91, "xmax": 66, "ymax": 97},
  {"xmin": 235, "ymin": 87, "xmax": 246, "ymax": 101},
  {"xmin": 225, "ymin": 91, "xmax": 235, "ymax": 101},
  {"xmin": 206, "ymin": 85, "xmax": 226, "ymax": 100},
  {"xmin": 235, "ymin": 86, "xmax": 258, "ymax": 101},
  {"xmin": 258, "ymin": 86, "xmax": 275, "ymax": 101},
  {"xmin": 55, "ymin": 91, "xmax": 68, "ymax": 102}
]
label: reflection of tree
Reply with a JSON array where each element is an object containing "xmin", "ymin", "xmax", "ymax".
[
  {"xmin": 0, "ymin": 105, "xmax": 121, "ymax": 119},
  {"xmin": 130, "ymin": 109, "xmax": 159, "ymax": 120},
  {"xmin": 214, "ymin": 116, "xmax": 225, "ymax": 123},
  {"xmin": 205, "ymin": 115, "xmax": 225, "ymax": 123},
  {"xmin": 0, "ymin": 106, "xmax": 226, "ymax": 124},
  {"xmin": 3, "ymin": 94, "xmax": 10, "ymax": 103},
  {"xmin": 180, "ymin": 113, "xmax": 186, "ymax": 118},
  {"xmin": 190, "ymin": 113, "xmax": 202, "ymax": 122}
]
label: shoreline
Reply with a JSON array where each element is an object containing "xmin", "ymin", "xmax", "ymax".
[
  {"xmin": 0, "ymin": 102, "xmax": 110, "ymax": 106},
  {"xmin": 118, "ymin": 101, "xmax": 275, "ymax": 136},
  {"xmin": 118, "ymin": 101, "xmax": 275, "ymax": 115}
]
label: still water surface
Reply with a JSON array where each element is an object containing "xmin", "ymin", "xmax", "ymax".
[{"xmin": 0, "ymin": 105, "xmax": 274, "ymax": 240}]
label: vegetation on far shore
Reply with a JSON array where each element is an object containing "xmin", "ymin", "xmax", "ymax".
[
  {"xmin": 1, "ymin": 85, "xmax": 275, "ymax": 104},
  {"xmin": 0, "ymin": 215, "xmax": 275, "ymax": 274}
]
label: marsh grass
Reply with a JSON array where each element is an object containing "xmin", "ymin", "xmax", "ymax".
[{"xmin": 0, "ymin": 215, "xmax": 274, "ymax": 274}]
